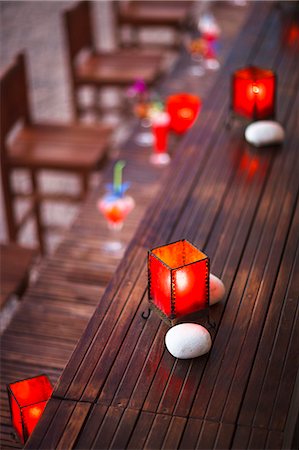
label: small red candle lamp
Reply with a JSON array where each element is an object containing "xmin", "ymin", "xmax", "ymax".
[
  {"xmin": 231, "ymin": 66, "xmax": 276, "ymax": 121},
  {"xmin": 148, "ymin": 239, "xmax": 209, "ymax": 325},
  {"xmin": 7, "ymin": 374, "xmax": 53, "ymax": 443},
  {"xmin": 166, "ymin": 93, "xmax": 201, "ymax": 134}
]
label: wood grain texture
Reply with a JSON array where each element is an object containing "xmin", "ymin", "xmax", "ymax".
[{"xmin": 12, "ymin": 2, "xmax": 299, "ymax": 450}]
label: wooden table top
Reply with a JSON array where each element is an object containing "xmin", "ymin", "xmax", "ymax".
[{"xmin": 26, "ymin": 3, "xmax": 299, "ymax": 449}]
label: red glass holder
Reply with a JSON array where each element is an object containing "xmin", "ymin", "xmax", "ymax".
[
  {"xmin": 166, "ymin": 93, "xmax": 201, "ymax": 134},
  {"xmin": 7, "ymin": 374, "xmax": 53, "ymax": 444},
  {"xmin": 230, "ymin": 65, "xmax": 276, "ymax": 124},
  {"xmin": 148, "ymin": 239, "xmax": 210, "ymax": 326}
]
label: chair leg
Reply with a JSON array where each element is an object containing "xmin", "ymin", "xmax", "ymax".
[
  {"xmin": 82, "ymin": 173, "xmax": 89, "ymax": 196},
  {"xmin": 69, "ymin": 80, "xmax": 81, "ymax": 120},
  {"xmin": 131, "ymin": 26, "xmax": 140, "ymax": 47},
  {"xmin": 1, "ymin": 167, "xmax": 18, "ymax": 242},
  {"xmin": 95, "ymin": 88, "xmax": 103, "ymax": 120},
  {"xmin": 30, "ymin": 171, "xmax": 45, "ymax": 254}
]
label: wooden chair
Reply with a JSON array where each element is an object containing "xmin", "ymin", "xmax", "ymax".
[
  {"xmin": 0, "ymin": 53, "xmax": 112, "ymax": 254},
  {"xmin": 0, "ymin": 243, "xmax": 36, "ymax": 310},
  {"xmin": 113, "ymin": 1, "xmax": 193, "ymax": 49},
  {"xmin": 64, "ymin": 1, "xmax": 165, "ymax": 118}
]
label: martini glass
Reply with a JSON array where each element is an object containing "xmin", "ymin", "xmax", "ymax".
[{"xmin": 97, "ymin": 162, "xmax": 135, "ymax": 252}]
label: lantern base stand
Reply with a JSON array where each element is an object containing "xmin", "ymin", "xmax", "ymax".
[
  {"xmin": 225, "ymin": 110, "xmax": 276, "ymax": 130},
  {"xmin": 141, "ymin": 308, "xmax": 151, "ymax": 320},
  {"xmin": 225, "ymin": 111, "xmax": 251, "ymax": 129},
  {"xmin": 10, "ymin": 431, "xmax": 18, "ymax": 442},
  {"xmin": 204, "ymin": 316, "xmax": 216, "ymax": 331},
  {"xmin": 148, "ymin": 302, "xmax": 211, "ymax": 328}
]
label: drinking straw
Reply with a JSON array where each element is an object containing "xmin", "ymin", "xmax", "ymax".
[{"xmin": 113, "ymin": 160, "xmax": 126, "ymax": 194}]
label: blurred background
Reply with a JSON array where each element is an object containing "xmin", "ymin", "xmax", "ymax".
[{"xmin": 0, "ymin": 0, "xmax": 250, "ymax": 253}]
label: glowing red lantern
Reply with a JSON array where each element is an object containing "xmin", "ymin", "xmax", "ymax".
[
  {"xmin": 148, "ymin": 239, "xmax": 209, "ymax": 325},
  {"xmin": 232, "ymin": 66, "xmax": 276, "ymax": 120},
  {"xmin": 283, "ymin": 22, "xmax": 299, "ymax": 48},
  {"xmin": 166, "ymin": 93, "xmax": 201, "ymax": 134},
  {"xmin": 7, "ymin": 374, "xmax": 53, "ymax": 443}
]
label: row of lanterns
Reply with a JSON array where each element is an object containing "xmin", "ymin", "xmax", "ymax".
[{"xmin": 7, "ymin": 64, "xmax": 277, "ymax": 443}]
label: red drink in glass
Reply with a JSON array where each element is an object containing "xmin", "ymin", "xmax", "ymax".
[
  {"xmin": 98, "ymin": 194, "xmax": 135, "ymax": 231},
  {"xmin": 150, "ymin": 112, "xmax": 171, "ymax": 165},
  {"xmin": 152, "ymin": 112, "xmax": 170, "ymax": 153}
]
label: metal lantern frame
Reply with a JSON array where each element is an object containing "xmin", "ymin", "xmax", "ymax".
[
  {"xmin": 7, "ymin": 374, "xmax": 53, "ymax": 444},
  {"xmin": 148, "ymin": 239, "xmax": 210, "ymax": 326},
  {"xmin": 229, "ymin": 65, "xmax": 277, "ymax": 124}
]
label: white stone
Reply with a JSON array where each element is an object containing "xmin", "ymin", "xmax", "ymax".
[
  {"xmin": 210, "ymin": 273, "xmax": 225, "ymax": 305},
  {"xmin": 245, "ymin": 121, "xmax": 285, "ymax": 148},
  {"xmin": 165, "ymin": 323, "xmax": 212, "ymax": 359}
]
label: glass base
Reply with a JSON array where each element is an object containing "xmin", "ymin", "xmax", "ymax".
[
  {"xmin": 205, "ymin": 59, "xmax": 220, "ymax": 71},
  {"xmin": 135, "ymin": 132, "xmax": 154, "ymax": 146},
  {"xmin": 141, "ymin": 118, "xmax": 151, "ymax": 128},
  {"xmin": 231, "ymin": 0, "xmax": 247, "ymax": 6},
  {"xmin": 188, "ymin": 64, "xmax": 205, "ymax": 77},
  {"xmin": 103, "ymin": 240, "xmax": 125, "ymax": 253},
  {"xmin": 150, "ymin": 153, "xmax": 171, "ymax": 166},
  {"xmin": 107, "ymin": 222, "xmax": 123, "ymax": 231}
]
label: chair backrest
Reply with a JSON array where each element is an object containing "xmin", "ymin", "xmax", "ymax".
[
  {"xmin": 0, "ymin": 53, "xmax": 32, "ymax": 243},
  {"xmin": 0, "ymin": 53, "xmax": 31, "ymax": 149},
  {"xmin": 64, "ymin": 1, "xmax": 94, "ymax": 63}
]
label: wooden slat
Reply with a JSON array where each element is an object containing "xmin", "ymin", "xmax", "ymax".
[
  {"xmin": 186, "ymin": 31, "xmax": 299, "ymax": 422},
  {"xmin": 237, "ymin": 203, "xmax": 299, "ymax": 430},
  {"xmin": 71, "ymin": 0, "xmax": 298, "ymax": 412},
  {"xmin": 109, "ymin": 407, "xmax": 140, "ymax": 450},
  {"xmin": 53, "ymin": 1, "xmax": 273, "ymax": 403},
  {"xmin": 3, "ymin": 2, "xmax": 298, "ymax": 450},
  {"xmin": 161, "ymin": 416, "xmax": 187, "ymax": 450},
  {"xmin": 22, "ymin": 399, "xmax": 92, "ymax": 450}
]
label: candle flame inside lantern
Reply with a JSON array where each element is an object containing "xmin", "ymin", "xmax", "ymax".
[
  {"xmin": 7, "ymin": 375, "xmax": 53, "ymax": 444},
  {"xmin": 178, "ymin": 108, "xmax": 194, "ymax": 120},
  {"xmin": 232, "ymin": 66, "xmax": 276, "ymax": 120}
]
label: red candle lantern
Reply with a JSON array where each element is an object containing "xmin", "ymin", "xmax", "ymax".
[
  {"xmin": 7, "ymin": 374, "xmax": 53, "ymax": 443},
  {"xmin": 148, "ymin": 239, "xmax": 209, "ymax": 325},
  {"xmin": 166, "ymin": 93, "xmax": 201, "ymax": 134},
  {"xmin": 232, "ymin": 66, "xmax": 276, "ymax": 121}
]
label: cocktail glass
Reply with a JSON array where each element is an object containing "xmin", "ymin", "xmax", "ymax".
[
  {"xmin": 184, "ymin": 35, "xmax": 206, "ymax": 77},
  {"xmin": 97, "ymin": 161, "xmax": 135, "ymax": 252},
  {"xmin": 150, "ymin": 112, "xmax": 171, "ymax": 166},
  {"xmin": 134, "ymin": 101, "xmax": 154, "ymax": 146},
  {"xmin": 198, "ymin": 13, "xmax": 221, "ymax": 71},
  {"xmin": 126, "ymin": 80, "xmax": 155, "ymax": 147},
  {"xmin": 98, "ymin": 187, "xmax": 135, "ymax": 252}
]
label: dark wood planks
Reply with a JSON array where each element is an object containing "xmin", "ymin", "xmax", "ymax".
[
  {"xmin": 14, "ymin": 2, "xmax": 299, "ymax": 450},
  {"xmin": 52, "ymin": 1, "xmax": 273, "ymax": 403}
]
